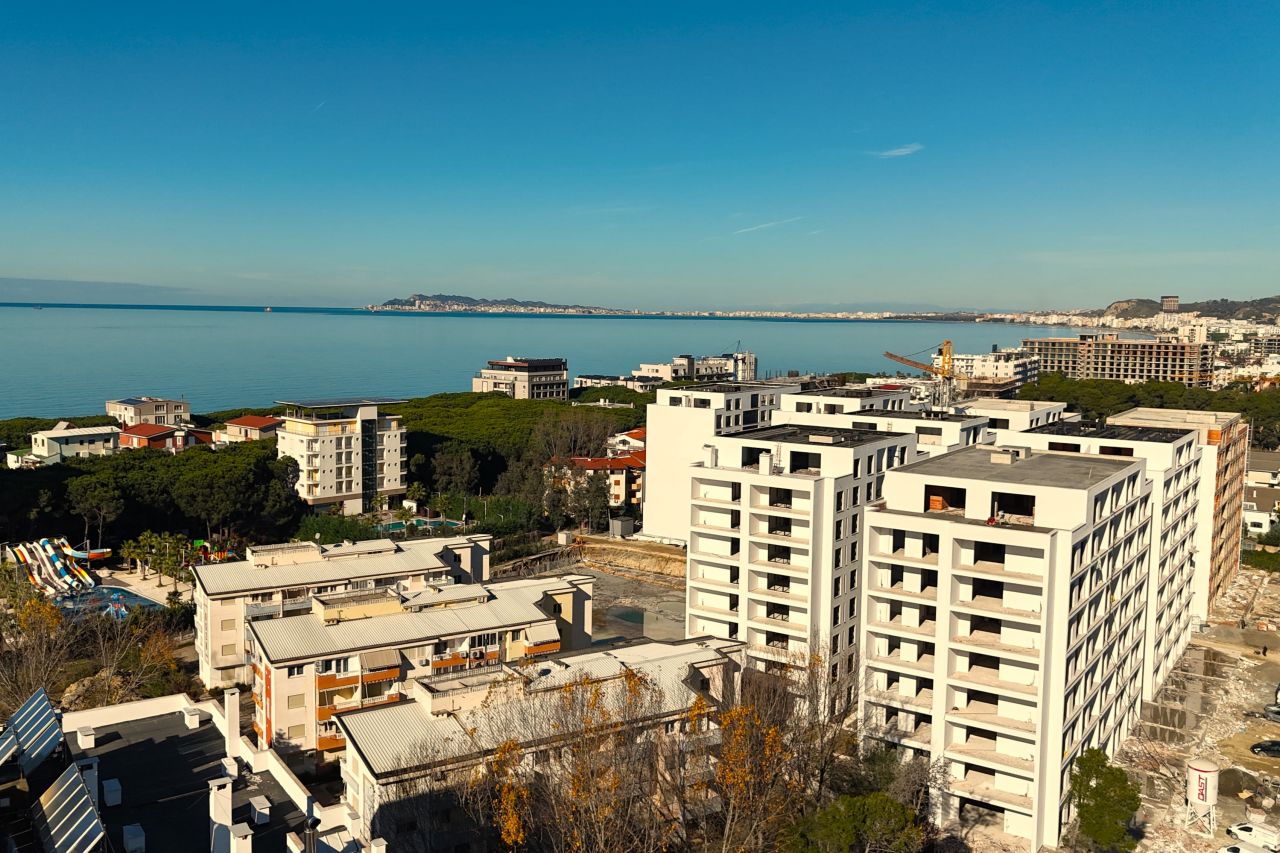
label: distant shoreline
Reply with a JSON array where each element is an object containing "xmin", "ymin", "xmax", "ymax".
[{"xmin": 0, "ymin": 301, "xmax": 1073, "ymax": 328}]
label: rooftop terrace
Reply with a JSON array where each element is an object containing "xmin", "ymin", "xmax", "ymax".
[
  {"xmin": 895, "ymin": 445, "xmax": 1138, "ymax": 488},
  {"xmin": 1027, "ymin": 420, "xmax": 1192, "ymax": 443},
  {"xmin": 734, "ymin": 424, "xmax": 907, "ymax": 448}
]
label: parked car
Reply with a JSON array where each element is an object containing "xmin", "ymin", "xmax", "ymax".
[
  {"xmin": 1221, "ymin": 843, "xmax": 1271, "ymax": 853},
  {"xmin": 1250, "ymin": 741, "xmax": 1280, "ymax": 757},
  {"xmin": 1227, "ymin": 822, "xmax": 1280, "ymax": 852},
  {"xmin": 1264, "ymin": 705, "xmax": 1280, "ymax": 724}
]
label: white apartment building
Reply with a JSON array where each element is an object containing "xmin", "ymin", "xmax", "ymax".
[
  {"xmin": 787, "ymin": 385, "xmax": 918, "ymax": 415},
  {"xmin": 1108, "ymin": 407, "xmax": 1247, "ymax": 620},
  {"xmin": 776, "ymin": 399, "xmax": 989, "ymax": 459},
  {"xmin": 5, "ymin": 422, "xmax": 121, "ymax": 468},
  {"xmin": 951, "ymin": 397, "xmax": 1072, "ymax": 432},
  {"xmin": 642, "ymin": 382, "xmax": 799, "ymax": 543},
  {"xmin": 936, "ymin": 348, "xmax": 1040, "ymax": 397},
  {"xmin": 336, "ymin": 638, "xmax": 743, "ymax": 849},
  {"xmin": 992, "ymin": 421, "xmax": 1200, "ymax": 700},
  {"xmin": 193, "ymin": 536, "xmax": 491, "ymax": 689},
  {"xmin": 275, "ymin": 397, "xmax": 407, "ymax": 515},
  {"xmin": 860, "ymin": 445, "xmax": 1152, "ymax": 850},
  {"xmin": 633, "ymin": 351, "xmax": 757, "ymax": 383},
  {"xmin": 684, "ymin": 424, "xmax": 916, "ymax": 687},
  {"xmin": 472, "ymin": 356, "xmax": 568, "ymax": 400},
  {"xmin": 246, "ymin": 574, "xmax": 593, "ymax": 756}
]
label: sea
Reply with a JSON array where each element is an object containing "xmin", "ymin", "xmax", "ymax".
[{"xmin": 0, "ymin": 303, "xmax": 1087, "ymax": 418}]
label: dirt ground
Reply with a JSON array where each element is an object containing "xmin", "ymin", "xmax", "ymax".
[
  {"xmin": 1117, "ymin": 567, "xmax": 1280, "ymax": 852},
  {"xmin": 568, "ymin": 563, "xmax": 687, "ymax": 644}
]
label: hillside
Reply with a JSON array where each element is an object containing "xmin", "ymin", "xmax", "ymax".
[
  {"xmin": 1102, "ymin": 295, "xmax": 1280, "ymax": 320},
  {"xmin": 380, "ymin": 293, "xmax": 618, "ymax": 312}
]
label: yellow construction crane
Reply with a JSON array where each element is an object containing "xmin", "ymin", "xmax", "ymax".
[{"xmin": 883, "ymin": 340, "xmax": 970, "ymax": 408}]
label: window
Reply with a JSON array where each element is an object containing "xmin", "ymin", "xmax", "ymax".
[
  {"xmin": 288, "ymin": 694, "xmax": 305, "ymax": 709},
  {"xmin": 833, "ymin": 576, "xmax": 842, "ymax": 597},
  {"xmin": 287, "ymin": 665, "xmax": 305, "ymax": 677},
  {"xmin": 832, "ymin": 605, "xmax": 841, "ymax": 627},
  {"xmin": 287, "ymin": 724, "xmax": 305, "ymax": 740},
  {"xmin": 835, "ymin": 491, "xmax": 845, "ymax": 512},
  {"xmin": 317, "ymin": 658, "xmax": 350, "ymax": 674},
  {"xmin": 220, "ymin": 618, "xmax": 236, "ymax": 631},
  {"xmin": 220, "ymin": 644, "xmax": 237, "ymax": 656},
  {"xmin": 834, "ymin": 547, "xmax": 843, "ymax": 569},
  {"xmin": 835, "ymin": 518, "xmax": 844, "ymax": 539}
]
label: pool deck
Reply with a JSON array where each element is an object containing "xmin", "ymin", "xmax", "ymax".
[{"xmin": 98, "ymin": 567, "xmax": 193, "ymax": 605}]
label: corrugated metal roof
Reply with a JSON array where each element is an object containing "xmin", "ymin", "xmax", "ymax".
[
  {"xmin": 250, "ymin": 575, "xmax": 591, "ymax": 663},
  {"xmin": 194, "ymin": 536, "xmax": 490, "ymax": 597},
  {"xmin": 525, "ymin": 623, "xmax": 559, "ymax": 643}
]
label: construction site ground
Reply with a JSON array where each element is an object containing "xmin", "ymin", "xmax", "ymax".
[{"xmin": 1118, "ymin": 566, "xmax": 1280, "ymax": 851}]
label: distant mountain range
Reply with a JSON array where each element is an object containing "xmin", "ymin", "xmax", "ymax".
[{"xmin": 1103, "ymin": 295, "xmax": 1280, "ymax": 320}]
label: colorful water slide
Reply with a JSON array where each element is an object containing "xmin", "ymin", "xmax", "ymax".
[
  {"xmin": 39, "ymin": 539, "xmax": 80, "ymax": 591},
  {"xmin": 55, "ymin": 539, "xmax": 97, "ymax": 587},
  {"xmin": 26, "ymin": 541, "xmax": 71, "ymax": 594},
  {"xmin": 57, "ymin": 539, "xmax": 112, "ymax": 562},
  {"xmin": 9, "ymin": 545, "xmax": 44, "ymax": 591}
]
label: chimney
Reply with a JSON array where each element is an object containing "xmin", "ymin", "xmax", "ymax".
[
  {"xmin": 224, "ymin": 688, "xmax": 240, "ymax": 762},
  {"xmin": 231, "ymin": 823, "xmax": 254, "ymax": 853},
  {"xmin": 702, "ymin": 445, "xmax": 718, "ymax": 467},
  {"xmin": 210, "ymin": 778, "xmax": 233, "ymax": 853},
  {"xmin": 303, "ymin": 817, "xmax": 321, "ymax": 853},
  {"xmin": 758, "ymin": 451, "xmax": 772, "ymax": 474}
]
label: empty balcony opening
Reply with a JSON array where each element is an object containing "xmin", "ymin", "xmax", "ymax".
[
  {"xmin": 728, "ymin": 624, "xmax": 738, "ymax": 639},
  {"xmin": 886, "ymin": 601, "xmax": 904, "ymax": 624},
  {"xmin": 888, "ymin": 565, "xmax": 905, "ymax": 590},
  {"xmin": 922, "ymin": 533, "xmax": 940, "ymax": 559},
  {"xmin": 729, "ymin": 510, "xmax": 741, "ymax": 530},
  {"xmin": 924, "ymin": 484, "xmax": 967, "ymax": 514},
  {"xmin": 991, "ymin": 492, "xmax": 1035, "ymax": 525},
  {"xmin": 729, "ymin": 539, "xmax": 741, "ymax": 557},
  {"xmin": 789, "ymin": 450, "xmax": 821, "ymax": 474},
  {"xmin": 974, "ymin": 541, "xmax": 1007, "ymax": 566},
  {"xmin": 766, "ymin": 573, "xmax": 791, "ymax": 594},
  {"xmin": 729, "ymin": 594, "xmax": 740, "ymax": 613},
  {"xmin": 922, "ymin": 569, "xmax": 939, "ymax": 595},
  {"xmin": 968, "ymin": 614, "xmax": 1002, "ymax": 643},
  {"xmin": 742, "ymin": 447, "xmax": 766, "ymax": 469},
  {"xmin": 768, "ymin": 516, "xmax": 793, "ymax": 537},
  {"xmin": 731, "ymin": 483, "xmax": 742, "ymax": 502},
  {"xmin": 968, "ymin": 653, "xmax": 1001, "ymax": 682},
  {"xmin": 765, "ymin": 631, "xmax": 789, "ymax": 650},
  {"xmin": 972, "ymin": 577, "xmax": 1004, "ymax": 607},
  {"xmin": 766, "ymin": 603, "xmax": 790, "ymax": 622},
  {"xmin": 767, "ymin": 544, "xmax": 792, "ymax": 565},
  {"xmin": 1048, "ymin": 441, "xmax": 1081, "ymax": 453},
  {"xmin": 962, "ymin": 689, "xmax": 1000, "ymax": 715},
  {"xmin": 963, "ymin": 727, "xmax": 998, "ymax": 750},
  {"xmin": 769, "ymin": 486, "xmax": 794, "ymax": 508},
  {"xmin": 892, "ymin": 529, "xmax": 907, "ymax": 555}
]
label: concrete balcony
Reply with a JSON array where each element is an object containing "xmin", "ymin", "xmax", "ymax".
[
  {"xmin": 948, "ymin": 776, "xmax": 1033, "ymax": 813},
  {"xmin": 747, "ymin": 585, "xmax": 806, "ymax": 605},
  {"xmin": 865, "ymin": 686, "xmax": 933, "ymax": 711},
  {"xmin": 871, "ymin": 547, "xmax": 940, "ymax": 568},
  {"xmin": 946, "ymin": 744, "xmax": 1036, "ymax": 776},
  {"xmin": 872, "ymin": 723, "xmax": 933, "ymax": 749},
  {"xmin": 952, "ymin": 596, "xmax": 1042, "ymax": 623},
  {"xmin": 749, "ymin": 613, "xmax": 808, "ymax": 637},
  {"xmin": 954, "ymin": 561, "xmax": 1043, "ymax": 585},
  {"xmin": 747, "ymin": 642, "xmax": 808, "ymax": 662},
  {"xmin": 945, "ymin": 707, "xmax": 1037, "ymax": 736},
  {"xmin": 689, "ymin": 549, "xmax": 741, "ymax": 567},
  {"xmin": 688, "ymin": 575, "xmax": 740, "ymax": 593},
  {"xmin": 867, "ymin": 617, "xmax": 937, "ymax": 639},
  {"xmin": 750, "ymin": 501, "xmax": 811, "ymax": 518},
  {"xmin": 691, "ymin": 523, "xmax": 741, "ymax": 536},
  {"xmin": 868, "ymin": 652, "xmax": 936, "ymax": 674},
  {"xmin": 949, "ymin": 668, "xmax": 1038, "ymax": 699},
  {"xmin": 690, "ymin": 494, "xmax": 740, "ymax": 509},
  {"xmin": 750, "ymin": 528, "xmax": 811, "ymax": 546},
  {"xmin": 949, "ymin": 632, "xmax": 1041, "ymax": 663},
  {"xmin": 749, "ymin": 559, "xmax": 809, "ymax": 577},
  {"xmin": 688, "ymin": 602, "xmax": 739, "ymax": 620},
  {"xmin": 868, "ymin": 582, "xmax": 938, "ymax": 602}
]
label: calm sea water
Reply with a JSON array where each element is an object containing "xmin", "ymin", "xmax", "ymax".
[{"xmin": 0, "ymin": 304, "xmax": 1081, "ymax": 418}]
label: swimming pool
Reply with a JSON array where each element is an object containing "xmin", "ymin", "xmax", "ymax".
[
  {"xmin": 378, "ymin": 518, "xmax": 463, "ymax": 533},
  {"xmin": 57, "ymin": 586, "xmax": 163, "ymax": 619}
]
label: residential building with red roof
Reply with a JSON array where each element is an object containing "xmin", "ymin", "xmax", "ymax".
[
  {"xmin": 216, "ymin": 415, "xmax": 285, "ymax": 443},
  {"xmin": 118, "ymin": 422, "xmax": 214, "ymax": 452}
]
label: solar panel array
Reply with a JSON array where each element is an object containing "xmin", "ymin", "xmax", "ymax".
[
  {"xmin": 31, "ymin": 763, "xmax": 105, "ymax": 853},
  {"xmin": 6, "ymin": 688, "xmax": 64, "ymax": 775}
]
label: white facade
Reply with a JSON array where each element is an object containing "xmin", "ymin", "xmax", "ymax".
[
  {"xmin": 785, "ymin": 385, "xmax": 918, "ymax": 415},
  {"xmin": 641, "ymin": 382, "xmax": 799, "ymax": 543},
  {"xmin": 6, "ymin": 423, "xmax": 121, "ymax": 468},
  {"xmin": 275, "ymin": 398, "xmax": 407, "ymax": 515},
  {"xmin": 990, "ymin": 421, "xmax": 1200, "ymax": 700},
  {"xmin": 860, "ymin": 445, "xmax": 1152, "ymax": 850},
  {"xmin": 951, "ymin": 398, "xmax": 1072, "ymax": 433},
  {"xmin": 776, "ymin": 402, "xmax": 989, "ymax": 459},
  {"xmin": 193, "ymin": 536, "xmax": 491, "ymax": 689},
  {"xmin": 937, "ymin": 349, "xmax": 1040, "ymax": 387},
  {"xmin": 633, "ymin": 351, "xmax": 757, "ymax": 383},
  {"xmin": 683, "ymin": 424, "xmax": 916, "ymax": 687},
  {"xmin": 472, "ymin": 356, "xmax": 568, "ymax": 400}
]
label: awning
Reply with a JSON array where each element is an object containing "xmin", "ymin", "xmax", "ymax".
[
  {"xmin": 359, "ymin": 649, "xmax": 401, "ymax": 671},
  {"xmin": 526, "ymin": 623, "xmax": 560, "ymax": 644}
]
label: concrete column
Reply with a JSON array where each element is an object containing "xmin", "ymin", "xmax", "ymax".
[
  {"xmin": 230, "ymin": 823, "xmax": 253, "ymax": 853},
  {"xmin": 224, "ymin": 688, "xmax": 240, "ymax": 762},
  {"xmin": 209, "ymin": 778, "xmax": 233, "ymax": 853}
]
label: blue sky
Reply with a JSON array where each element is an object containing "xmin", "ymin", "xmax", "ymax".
[{"xmin": 1, "ymin": 2, "xmax": 1277, "ymax": 310}]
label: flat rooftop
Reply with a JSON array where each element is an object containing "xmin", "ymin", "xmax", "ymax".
[
  {"xmin": 39, "ymin": 425, "xmax": 121, "ymax": 438},
  {"xmin": 895, "ymin": 445, "xmax": 1138, "ymax": 487},
  {"xmin": 734, "ymin": 424, "xmax": 906, "ymax": 448},
  {"xmin": 1249, "ymin": 449, "xmax": 1280, "ymax": 471},
  {"xmin": 794, "ymin": 386, "xmax": 904, "ymax": 398},
  {"xmin": 69, "ymin": 711, "xmax": 306, "ymax": 853},
  {"xmin": 194, "ymin": 536, "xmax": 486, "ymax": 597},
  {"xmin": 846, "ymin": 409, "xmax": 978, "ymax": 423},
  {"xmin": 1027, "ymin": 420, "xmax": 1192, "ymax": 443},
  {"xmin": 954, "ymin": 398, "xmax": 1062, "ymax": 412},
  {"xmin": 666, "ymin": 382, "xmax": 783, "ymax": 394},
  {"xmin": 1109, "ymin": 407, "xmax": 1240, "ymax": 428},
  {"xmin": 275, "ymin": 397, "xmax": 407, "ymax": 408}
]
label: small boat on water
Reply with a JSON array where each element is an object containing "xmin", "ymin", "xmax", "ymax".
[{"xmin": 264, "ymin": 306, "xmax": 272, "ymax": 313}]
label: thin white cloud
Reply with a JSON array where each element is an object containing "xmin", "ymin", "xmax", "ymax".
[
  {"xmin": 808, "ymin": 229, "xmax": 826, "ymax": 236},
  {"xmin": 734, "ymin": 216, "xmax": 804, "ymax": 235},
  {"xmin": 873, "ymin": 142, "xmax": 924, "ymax": 158}
]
